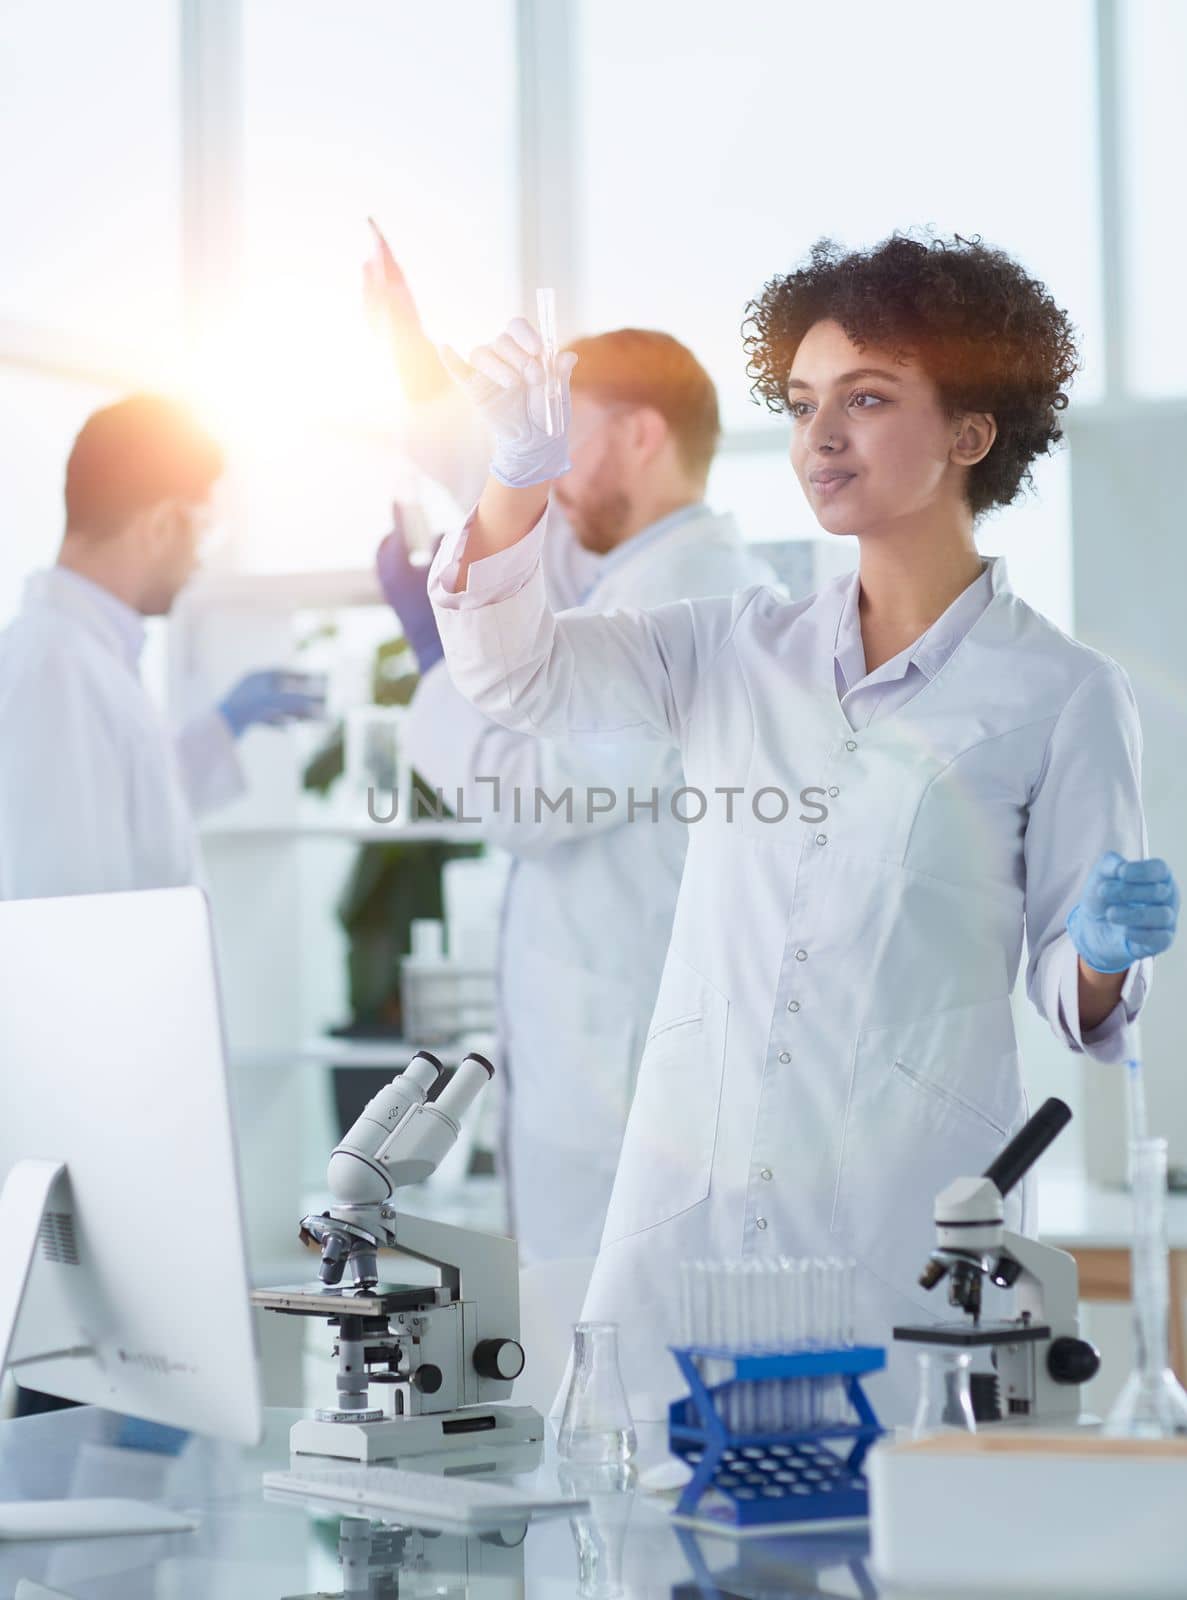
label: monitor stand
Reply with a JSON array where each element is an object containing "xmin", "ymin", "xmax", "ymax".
[
  {"xmin": 0, "ymin": 1159, "xmax": 67, "ymax": 1380},
  {"xmin": 0, "ymin": 1159, "xmax": 192, "ymax": 1543}
]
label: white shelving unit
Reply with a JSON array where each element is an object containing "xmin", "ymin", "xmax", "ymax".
[{"xmin": 201, "ymin": 816, "xmax": 482, "ymax": 847}]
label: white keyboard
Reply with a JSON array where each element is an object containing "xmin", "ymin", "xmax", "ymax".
[{"xmin": 263, "ymin": 1463, "xmax": 585, "ymax": 1527}]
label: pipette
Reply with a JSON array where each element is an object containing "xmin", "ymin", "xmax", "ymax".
[
  {"xmin": 536, "ymin": 287, "xmax": 563, "ymax": 437},
  {"xmin": 1126, "ymin": 1056, "xmax": 1149, "ymax": 1143}
]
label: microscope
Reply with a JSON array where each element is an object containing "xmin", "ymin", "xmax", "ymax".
[
  {"xmin": 254, "ymin": 1050, "xmax": 542, "ymax": 1462},
  {"xmin": 279, "ymin": 1512, "xmax": 528, "ymax": 1599},
  {"xmin": 893, "ymin": 1097, "xmax": 1100, "ymax": 1424}
]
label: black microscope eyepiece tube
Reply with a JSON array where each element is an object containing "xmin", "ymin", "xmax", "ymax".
[{"xmin": 982, "ymin": 1096, "xmax": 1072, "ymax": 1198}]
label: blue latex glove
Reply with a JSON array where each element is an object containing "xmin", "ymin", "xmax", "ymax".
[
  {"xmin": 218, "ymin": 669, "xmax": 325, "ymax": 738},
  {"xmin": 1066, "ymin": 851, "xmax": 1180, "ymax": 973},
  {"xmin": 440, "ymin": 317, "xmax": 578, "ymax": 488},
  {"xmin": 376, "ymin": 507, "xmax": 444, "ymax": 673}
]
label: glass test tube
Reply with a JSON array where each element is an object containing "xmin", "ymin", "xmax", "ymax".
[
  {"xmin": 680, "ymin": 1255, "xmax": 864, "ymax": 1436},
  {"xmin": 679, "ymin": 1259, "xmax": 698, "ymax": 1345},
  {"xmin": 536, "ymin": 286, "xmax": 563, "ymax": 437}
]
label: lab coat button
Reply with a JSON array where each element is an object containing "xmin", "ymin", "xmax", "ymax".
[
  {"xmin": 815, "ymin": 834, "xmax": 827, "ymax": 846},
  {"xmin": 795, "ymin": 949, "xmax": 808, "ymax": 962},
  {"xmin": 755, "ymin": 1217, "xmax": 768, "ymax": 1230},
  {"xmin": 787, "ymin": 1000, "xmax": 800, "ymax": 1012},
  {"xmin": 828, "ymin": 786, "xmax": 839, "ymax": 798},
  {"xmin": 760, "ymin": 1168, "xmax": 773, "ymax": 1181},
  {"xmin": 845, "ymin": 740, "xmax": 858, "ymax": 751},
  {"xmin": 778, "ymin": 1051, "xmax": 791, "ymax": 1063}
]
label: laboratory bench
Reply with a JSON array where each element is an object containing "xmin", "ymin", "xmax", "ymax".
[
  {"xmin": 0, "ymin": 1406, "xmax": 868, "ymax": 1600},
  {"xmin": 0, "ymin": 1403, "xmax": 1165, "ymax": 1600},
  {"xmin": 4, "ymin": 1179, "xmax": 1174, "ymax": 1596}
]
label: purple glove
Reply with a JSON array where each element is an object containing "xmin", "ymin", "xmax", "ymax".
[{"xmin": 376, "ymin": 506, "xmax": 444, "ymax": 673}]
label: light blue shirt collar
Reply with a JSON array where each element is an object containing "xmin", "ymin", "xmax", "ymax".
[
  {"xmin": 581, "ymin": 502, "xmax": 709, "ymax": 602},
  {"xmin": 834, "ymin": 557, "xmax": 996, "ymax": 695}
]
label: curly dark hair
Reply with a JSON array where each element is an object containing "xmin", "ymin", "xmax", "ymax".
[{"xmin": 742, "ymin": 232, "xmax": 1079, "ymax": 517}]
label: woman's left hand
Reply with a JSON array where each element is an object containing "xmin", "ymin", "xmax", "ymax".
[{"xmin": 1067, "ymin": 851, "xmax": 1180, "ymax": 973}]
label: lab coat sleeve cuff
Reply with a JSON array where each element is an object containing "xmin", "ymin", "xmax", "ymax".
[
  {"xmin": 431, "ymin": 555, "xmax": 554, "ymax": 727},
  {"xmin": 429, "ymin": 503, "xmax": 549, "ymax": 610},
  {"xmin": 1043, "ymin": 934, "xmax": 1150, "ymax": 1063},
  {"xmin": 175, "ymin": 708, "xmax": 247, "ymax": 816}
]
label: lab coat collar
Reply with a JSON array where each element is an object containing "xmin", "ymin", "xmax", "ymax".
[
  {"xmin": 826, "ymin": 554, "xmax": 1007, "ymax": 696},
  {"xmin": 24, "ymin": 567, "xmax": 147, "ymax": 670}
]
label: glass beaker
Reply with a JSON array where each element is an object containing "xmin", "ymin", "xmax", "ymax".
[
  {"xmin": 344, "ymin": 704, "xmax": 407, "ymax": 814},
  {"xmin": 1106, "ymin": 1137, "xmax": 1187, "ymax": 1437},
  {"xmin": 911, "ymin": 1349, "xmax": 977, "ymax": 1438},
  {"xmin": 557, "ymin": 1323, "xmax": 637, "ymax": 1466}
]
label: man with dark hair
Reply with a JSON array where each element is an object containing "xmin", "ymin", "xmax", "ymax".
[{"xmin": 0, "ymin": 393, "xmax": 322, "ymax": 902}]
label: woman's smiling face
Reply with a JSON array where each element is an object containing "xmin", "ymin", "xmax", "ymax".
[{"xmin": 787, "ymin": 318, "xmax": 976, "ymax": 537}]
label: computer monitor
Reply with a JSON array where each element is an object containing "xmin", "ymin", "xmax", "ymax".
[{"xmin": 0, "ymin": 886, "xmax": 262, "ymax": 1446}]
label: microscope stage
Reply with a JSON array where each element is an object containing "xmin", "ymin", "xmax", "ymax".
[
  {"xmin": 893, "ymin": 1319, "xmax": 1051, "ymax": 1347},
  {"xmin": 252, "ymin": 1283, "xmax": 442, "ymax": 1318}
]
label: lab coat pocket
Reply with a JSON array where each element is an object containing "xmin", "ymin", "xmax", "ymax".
[
  {"xmin": 829, "ymin": 996, "xmax": 1024, "ymax": 1311},
  {"xmin": 600, "ymin": 954, "xmax": 728, "ymax": 1246}
]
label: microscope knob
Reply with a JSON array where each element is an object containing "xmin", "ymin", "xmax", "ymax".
[
  {"xmin": 473, "ymin": 1338, "xmax": 526, "ymax": 1381},
  {"xmin": 1047, "ymin": 1336, "xmax": 1101, "ymax": 1385},
  {"xmin": 412, "ymin": 1364, "xmax": 443, "ymax": 1395}
]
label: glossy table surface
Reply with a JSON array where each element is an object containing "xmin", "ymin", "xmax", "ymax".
[
  {"xmin": 0, "ymin": 1406, "xmax": 884, "ymax": 1599},
  {"xmin": 0, "ymin": 1401, "xmax": 1155, "ymax": 1599}
]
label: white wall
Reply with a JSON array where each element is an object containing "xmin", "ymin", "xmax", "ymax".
[{"xmin": 1067, "ymin": 405, "xmax": 1187, "ymax": 1182}]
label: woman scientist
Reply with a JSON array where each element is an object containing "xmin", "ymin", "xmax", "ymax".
[{"xmin": 427, "ymin": 234, "xmax": 1179, "ymax": 1421}]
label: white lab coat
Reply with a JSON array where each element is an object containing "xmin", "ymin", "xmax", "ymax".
[
  {"xmin": 405, "ymin": 508, "xmax": 774, "ymax": 1261},
  {"xmin": 431, "ymin": 533, "xmax": 1151, "ymax": 1422},
  {"xmin": 0, "ymin": 569, "xmax": 243, "ymax": 900}
]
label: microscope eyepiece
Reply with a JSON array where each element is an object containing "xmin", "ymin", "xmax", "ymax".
[{"xmin": 982, "ymin": 1097, "xmax": 1072, "ymax": 1198}]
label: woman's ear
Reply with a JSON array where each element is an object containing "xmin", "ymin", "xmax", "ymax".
[{"xmin": 951, "ymin": 412, "xmax": 997, "ymax": 468}]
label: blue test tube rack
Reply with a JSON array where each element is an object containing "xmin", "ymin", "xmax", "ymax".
[{"xmin": 667, "ymin": 1344, "xmax": 886, "ymax": 1528}]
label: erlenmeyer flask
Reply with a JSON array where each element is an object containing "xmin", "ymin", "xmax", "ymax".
[
  {"xmin": 911, "ymin": 1349, "xmax": 977, "ymax": 1438},
  {"xmin": 557, "ymin": 1322, "xmax": 637, "ymax": 1465},
  {"xmin": 559, "ymin": 1460, "xmax": 634, "ymax": 1600},
  {"xmin": 1106, "ymin": 1138, "xmax": 1187, "ymax": 1437}
]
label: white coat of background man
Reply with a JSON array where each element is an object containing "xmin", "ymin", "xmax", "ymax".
[
  {"xmin": 0, "ymin": 393, "xmax": 323, "ymax": 904},
  {"xmin": 375, "ymin": 330, "xmax": 774, "ymax": 1262}
]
